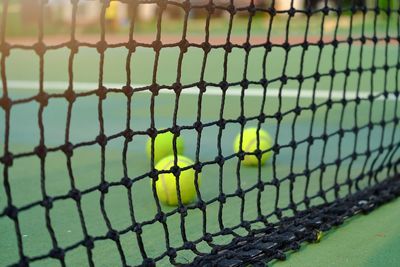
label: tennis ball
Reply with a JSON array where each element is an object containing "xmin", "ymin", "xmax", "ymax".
[
  {"xmin": 146, "ymin": 131, "xmax": 184, "ymax": 163},
  {"xmin": 153, "ymin": 155, "xmax": 201, "ymax": 206},
  {"xmin": 233, "ymin": 128, "xmax": 273, "ymax": 166}
]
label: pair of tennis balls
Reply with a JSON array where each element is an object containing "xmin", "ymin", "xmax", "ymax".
[{"xmin": 146, "ymin": 128, "xmax": 273, "ymax": 206}]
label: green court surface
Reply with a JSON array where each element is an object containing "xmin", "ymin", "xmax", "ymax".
[
  {"xmin": 1, "ymin": 42, "xmax": 399, "ymax": 266},
  {"xmin": 273, "ymin": 197, "xmax": 400, "ymax": 267}
]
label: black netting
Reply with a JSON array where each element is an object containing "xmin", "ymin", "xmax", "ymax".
[{"xmin": 1, "ymin": 0, "xmax": 400, "ymax": 266}]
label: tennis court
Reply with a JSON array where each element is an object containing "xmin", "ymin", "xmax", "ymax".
[{"xmin": 1, "ymin": 1, "xmax": 400, "ymax": 267}]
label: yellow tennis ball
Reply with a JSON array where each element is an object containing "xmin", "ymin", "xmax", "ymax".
[
  {"xmin": 153, "ymin": 155, "xmax": 201, "ymax": 206},
  {"xmin": 233, "ymin": 128, "xmax": 273, "ymax": 166},
  {"xmin": 146, "ymin": 131, "xmax": 184, "ymax": 163}
]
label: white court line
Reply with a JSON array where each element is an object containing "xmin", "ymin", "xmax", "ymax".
[{"xmin": 3, "ymin": 80, "xmax": 398, "ymax": 101}]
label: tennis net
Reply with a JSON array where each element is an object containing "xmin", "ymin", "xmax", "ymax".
[{"xmin": 1, "ymin": 0, "xmax": 400, "ymax": 266}]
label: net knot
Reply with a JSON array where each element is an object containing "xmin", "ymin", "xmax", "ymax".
[
  {"xmin": 288, "ymin": 7, "xmax": 296, "ymax": 17},
  {"xmin": 123, "ymin": 128, "xmax": 134, "ymax": 142},
  {"xmin": 237, "ymin": 150, "xmax": 245, "ymax": 160},
  {"xmin": 237, "ymin": 115, "xmax": 246, "ymax": 125},
  {"xmin": 260, "ymin": 78, "xmax": 268, "ymax": 87},
  {"xmin": 142, "ymin": 258, "xmax": 156, "ymax": 267},
  {"xmin": 275, "ymin": 111, "xmax": 282, "ymax": 122},
  {"xmin": 193, "ymin": 162, "xmax": 202, "ymax": 172},
  {"xmin": 179, "ymin": 39, "xmax": 189, "ymax": 53},
  {"xmin": 149, "ymin": 169, "xmax": 158, "ymax": 179},
  {"xmin": 294, "ymin": 106, "xmax": 302, "ymax": 115},
  {"xmin": 123, "ymin": 85, "xmax": 134, "ymax": 97},
  {"xmin": 1, "ymin": 152, "xmax": 13, "ymax": 167},
  {"xmin": 240, "ymin": 79, "xmax": 249, "ymax": 89},
  {"xmin": 125, "ymin": 40, "xmax": 137, "ymax": 52},
  {"xmin": 271, "ymin": 178, "xmax": 280, "ymax": 187},
  {"xmin": 35, "ymin": 92, "xmax": 49, "ymax": 107},
  {"xmin": 197, "ymin": 81, "xmax": 207, "ymax": 92},
  {"xmin": 167, "ymin": 165, "xmax": 179, "ymax": 177},
  {"xmin": 215, "ymin": 155, "xmax": 225, "ymax": 166},
  {"xmin": 223, "ymin": 42, "xmax": 233, "ymax": 53},
  {"xmin": 193, "ymin": 121, "xmax": 203, "ymax": 133},
  {"xmin": 218, "ymin": 194, "xmax": 226, "ymax": 204},
  {"xmin": 98, "ymin": 182, "xmax": 109, "ymax": 193},
  {"xmin": 227, "ymin": 4, "xmax": 236, "ymax": 15},
  {"xmin": 149, "ymin": 83, "xmax": 160, "ymax": 96},
  {"xmin": 0, "ymin": 96, "xmax": 12, "ymax": 111},
  {"xmin": 152, "ymin": 40, "xmax": 163, "ymax": 52},
  {"xmin": 269, "ymin": 7, "xmax": 276, "ymax": 16},
  {"xmin": 182, "ymin": 0, "xmax": 191, "ymax": 12},
  {"xmin": 172, "ymin": 82, "xmax": 182, "ymax": 95},
  {"xmin": 157, "ymin": 0, "xmax": 167, "ymax": 11},
  {"xmin": 96, "ymin": 134, "xmax": 108, "ymax": 147},
  {"xmin": 322, "ymin": 6, "xmax": 330, "ymax": 15},
  {"xmin": 258, "ymin": 113, "xmax": 266, "ymax": 123},
  {"xmin": 41, "ymin": 196, "xmax": 54, "ymax": 209},
  {"xmin": 106, "ymin": 229, "xmax": 119, "ymax": 241},
  {"xmin": 221, "ymin": 228, "xmax": 233, "ymax": 235},
  {"xmin": 96, "ymin": 40, "xmax": 107, "ymax": 53},
  {"xmin": 67, "ymin": 40, "xmax": 79, "ymax": 54},
  {"xmin": 320, "ymin": 163, "xmax": 326, "ymax": 172},
  {"xmin": 64, "ymin": 89, "xmax": 76, "ymax": 103},
  {"xmin": 282, "ymin": 42, "xmax": 290, "ymax": 51},
  {"xmin": 167, "ymin": 248, "xmax": 177, "ymax": 258},
  {"xmin": 280, "ymin": 75, "xmax": 287, "ymax": 84},
  {"xmin": 121, "ymin": 177, "xmax": 133, "ymax": 189},
  {"xmin": 254, "ymin": 149, "xmax": 263, "ymax": 159},
  {"xmin": 83, "ymin": 236, "xmax": 94, "ymax": 249},
  {"xmin": 303, "ymin": 197, "xmax": 310, "ymax": 207},
  {"xmin": 184, "ymin": 241, "xmax": 195, "ymax": 250},
  {"xmin": 96, "ymin": 86, "xmax": 107, "ymax": 100},
  {"xmin": 147, "ymin": 127, "xmax": 158, "ymax": 138},
  {"xmin": 61, "ymin": 142, "xmax": 74, "ymax": 157},
  {"xmin": 236, "ymin": 188, "xmax": 244, "ymax": 199},
  {"xmin": 34, "ymin": 42, "xmax": 46, "ymax": 56},
  {"xmin": 257, "ymin": 181, "xmax": 264, "ymax": 191},
  {"xmin": 17, "ymin": 256, "xmax": 29, "ymax": 267},
  {"xmin": 178, "ymin": 205, "xmax": 188, "ymax": 216},
  {"xmin": 201, "ymin": 42, "xmax": 211, "ymax": 53},
  {"xmin": 205, "ymin": 2, "xmax": 215, "ymax": 14},
  {"xmin": 155, "ymin": 212, "xmax": 166, "ymax": 223},
  {"xmin": 132, "ymin": 223, "xmax": 142, "ymax": 234},
  {"xmin": 49, "ymin": 247, "xmax": 64, "ymax": 260},
  {"xmin": 69, "ymin": 188, "xmax": 81, "ymax": 201},
  {"xmin": 5, "ymin": 205, "xmax": 18, "ymax": 220},
  {"xmin": 35, "ymin": 145, "xmax": 47, "ymax": 159},
  {"xmin": 309, "ymin": 103, "xmax": 316, "ymax": 113},
  {"xmin": 288, "ymin": 202, "xmax": 297, "ymax": 211},
  {"xmin": 289, "ymin": 141, "xmax": 297, "ymax": 149},
  {"xmin": 217, "ymin": 119, "xmax": 226, "ymax": 129},
  {"xmin": 243, "ymin": 42, "xmax": 251, "ymax": 53},
  {"xmin": 326, "ymin": 99, "xmax": 333, "ymax": 109},
  {"xmin": 197, "ymin": 200, "xmax": 206, "ymax": 211},
  {"xmin": 170, "ymin": 126, "xmax": 181, "ymax": 137},
  {"xmin": 204, "ymin": 233, "xmax": 213, "ymax": 242}
]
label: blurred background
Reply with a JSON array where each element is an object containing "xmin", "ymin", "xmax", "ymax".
[{"xmin": 4, "ymin": 0, "xmax": 396, "ymax": 41}]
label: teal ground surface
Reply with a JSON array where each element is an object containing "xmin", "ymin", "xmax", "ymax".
[{"xmin": 0, "ymin": 42, "xmax": 399, "ymax": 266}]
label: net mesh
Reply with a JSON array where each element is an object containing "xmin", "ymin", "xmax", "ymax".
[{"xmin": 1, "ymin": 0, "xmax": 400, "ymax": 266}]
